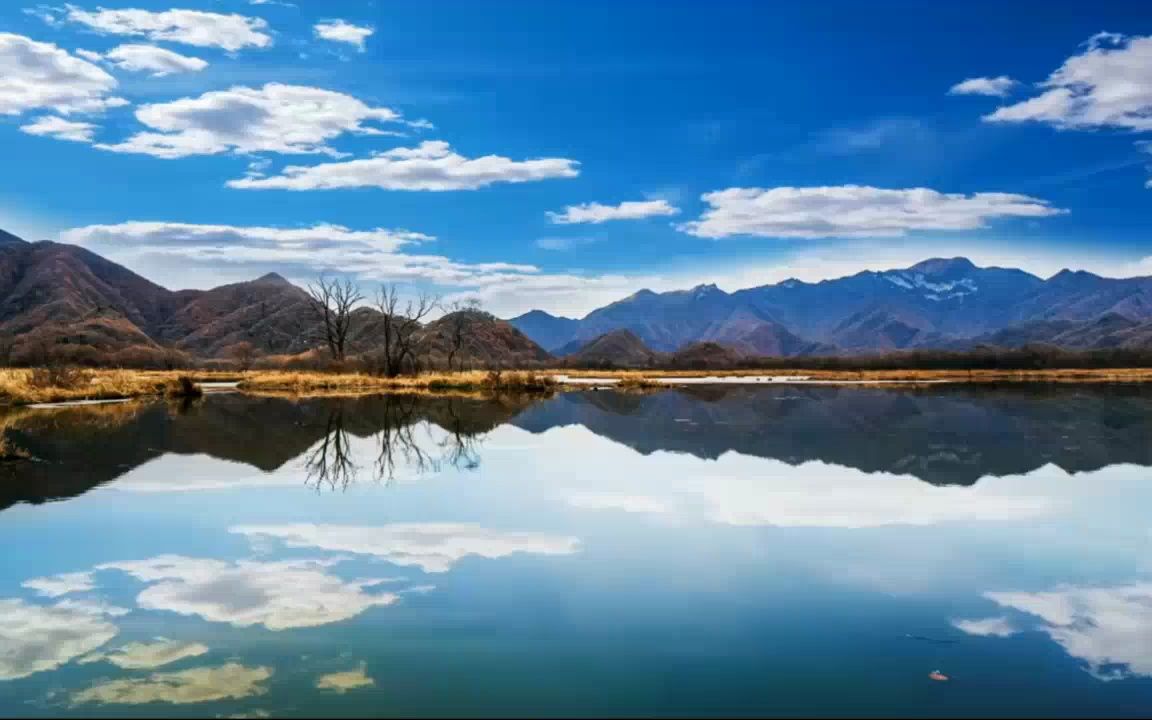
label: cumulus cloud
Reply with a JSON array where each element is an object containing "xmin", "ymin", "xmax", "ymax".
[
  {"xmin": 22, "ymin": 571, "xmax": 96, "ymax": 597},
  {"xmin": 547, "ymin": 199, "xmax": 679, "ymax": 224},
  {"xmin": 984, "ymin": 583, "xmax": 1152, "ymax": 679},
  {"xmin": 678, "ymin": 186, "xmax": 1066, "ymax": 239},
  {"xmin": 948, "ymin": 76, "xmax": 1017, "ymax": 97},
  {"xmin": 230, "ymin": 523, "xmax": 581, "ymax": 573},
  {"xmin": 0, "ymin": 598, "xmax": 118, "ymax": 680},
  {"xmin": 0, "ymin": 32, "xmax": 123, "ymax": 115},
  {"xmin": 19, "ymin": 115, "xmax": 97, "ymax": 142},
  {"xmin": 98, "ymin": 555, "xmax": 401, "ymax": 630},
  {"xmin": 79, "ymin": 637, "xmax": 210, "ymax": 669},
  {"xmin": 71, "ymin": 663, "xmax": 272, "ymax": 706},
  {"xmin": 951, "ymin": 616, "xmax": 1017, "ymax": 637},
  {"xmin": 102, "ymin": 44, "xmax": 208, "ymax": 76},
  {"xmin": 96, "ymin": 83, "xmax": 402, "ymax": 158},
  {"xmin": 53, "ymin": 6, "xmax": 272, "ymax": 52},
  {"xmin": 984, "ymin": 33, "xmax": 1152, "ymax": 131},
  {"xmin": 316, "ymin": 663, "xmax": 375, "ymax": 693},
  {"xmin": 227, "ymin": 140, "xmax": 580, "ymax": 191},
  {"xmin": 314, "ymin": 20, "xmax": 374, "ymax": 51}
]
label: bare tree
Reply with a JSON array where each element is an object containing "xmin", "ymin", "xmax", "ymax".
[
  {"xmin": 376, "ymin": 284, "xmax": 438, "ymax": 377},
  {"xmin": 307, "ymin": 275, "xmax": 363, "ymax": 362},
  {"xmin": 228, "ymin": 341, "xmax": 258, "ymax": 371},
  {"xmin": 444, "ymin": 298, "xmax": 482, "ymax": 372}
]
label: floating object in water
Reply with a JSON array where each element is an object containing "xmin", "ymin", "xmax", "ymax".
[{"xmin": 929, "ymin": 670, "xmax": 949, "ymax": 682}]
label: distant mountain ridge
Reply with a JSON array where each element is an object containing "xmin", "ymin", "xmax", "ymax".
[
  {"xmin": 511, "ymin": 257, "xmax": 1152, "ymax": 355},
  {"xmin": 0, "ymin": 229, "xmax": 548, "ymax": 366}
]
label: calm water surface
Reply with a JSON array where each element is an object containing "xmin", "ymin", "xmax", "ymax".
[{"xmin": 3, "ymin": 385, "xmax": 1152, "ymax": 718}]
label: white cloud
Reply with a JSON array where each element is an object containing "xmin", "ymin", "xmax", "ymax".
[
  {"xmin": 96, "ymin": 83, "xmax": 402, "ymax": 158},
  {"xmin": 227, "ymin": 140, "xmax": 580, "ymax": 191},
  {"xmin": 0, "ymin": 32, "xmax": 123, "ymax": 115},
  {"xmin": 61, "ymin": 221, "xmax": 429, "ymax": 255},
  {"xmin": 565, "ymin": 492, "xmax": 671, "ymax": 514},
  {"xmin": 0, "ymin": 598, "xmax": 118, "ymax": 680},
  {"xmin": 535, "ymin": 236, "xmax": 600, "ymax": 251},
  {"xmin": 53, "ymin": 598, "xmax": 132, "ymax": 617},
  {"xmin": 948, "ymin": 76, "xmax": 1017, "ymax": 97},
  {"xmin": 678, "ymin": 186, "xmax": 1066, "ymax": 239},
  {"xmin": 55, "ymin": 6, "xmax": 272, "ymax": 52},
  {"xmin": 56, "ymin": 219, "xmax": 639, "ymax": 318},
  {"xmin": 80, "ymin": 637, "xmax": 209, "ymax": 669},
  {"xmin": 230, "ymin": 523, "xmax": 581, "ymax": 573},
  {"xmin": 99, "ymin": 555, "xmax": 401, "ymax": 630},
  {"xmin": 547, "ymin": 199, "xmax": 679, "ymax": 224},
  {"xmin": 985, "ymin": 583, "xmax": 1152, "ymax": 679},
  {"xmin": 22, "ymin": 571, "xmax": 96, "ymax": 597},
  {"xmin": 103, "ymin": 44, "xmax": 208, "ymax": 76},
  {"xmin": 20, "ymin": 115, "xmax": 97, "ymax": 142},
  {"xmin": 316, "ymin": 663, "xmax": 375, "ymax": 693},
  {"xmin": 314, "ymin": 20, "xmax": 374, "ymax": 51},
  {"xmin": 71, "ymin": 663, "xmax": 272, "ymax": 705},
  {"xmin": 984, "ymin": 33, "xmax": 1152, "ymax": 131},
  {"xmin": 951, "ymin": 616, "xmax": 1017, "ymax": 637}
]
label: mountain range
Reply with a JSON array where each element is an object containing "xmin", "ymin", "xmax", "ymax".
[
  {"xmin": 0, "ymin": 228, "xmax": 545, "ymax": 366},
  {"xmin": 4, "ymin": 224, "xmax": 1152, "ymax": 365},
  {"xmin": 511, "ymin": 257, "xmax": 1152, "ymax": 356}
]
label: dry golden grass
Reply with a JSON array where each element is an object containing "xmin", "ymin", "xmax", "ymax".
[
  {"xmin": 237, "ymin": 369, "xmax": 557, "ymax": 394},
  {"xmin": 2, "ymin": 365, "xmax": 1151, "ymax": 407},
  {"xmin": 0, "ymin": 369, "xmax": 241, "ymax": 406}
]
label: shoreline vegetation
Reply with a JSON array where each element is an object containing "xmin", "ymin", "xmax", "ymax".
[{"xmin": 3, "ymin": 365, "xmax": 1152, "ymax": 407}]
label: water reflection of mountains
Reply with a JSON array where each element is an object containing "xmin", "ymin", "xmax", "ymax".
[
  {"xmin": 513, "ymin": 384, "xmax": 1152, "ymax": 485},
  {"xmin": 3, "ymin": 384, "xmax": 1151, "ymax": 511},
  {"xmin": 0, "ymin": 393, "xmax": 533, "ymax": 511}
]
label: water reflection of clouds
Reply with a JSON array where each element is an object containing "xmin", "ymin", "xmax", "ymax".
[
  {"xmin": 0, "ymin": 599, "xmax": 118, "ymax": 680},
  {"xmin": 559, "ymin": 452, "xmax": 1054, "ymax": 529},
  {"xmin": 971, "ymin": 583, "xmax": 1152, "ymax": 681},
  {"xmin": 22, "ymin": 571, "xmax": 97, "ymax": 597},
  {"xmin": 79, "ymin": 637, "xmax": 210, "ymax": 670},
  {"xmin": 99, "ymin": 556, "xmax": 402, "ymax": 631},
  {"xmin": 315, "ymin": 662, "xmax": 375, "ymax": 693},
  {"xmin": 70, "ymin": 662, "xmax": 272, "ymax": 706},
  {"xmin": 231, "ymin": 523, "xmax": 581, "ymax": 573},
  {"xmin": 0, "ymin": 517, "xmax": 582, "ymax": 690}
]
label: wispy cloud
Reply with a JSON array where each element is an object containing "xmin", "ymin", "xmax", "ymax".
[
  {"xmin": 547, "ymin": 199, "xmax": 679, "ymax": 224},
  {"xmin": 228, "ymin": 140, "xmax": 580, "ymax": 191}
]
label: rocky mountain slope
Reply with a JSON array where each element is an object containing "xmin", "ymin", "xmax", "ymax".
[{"xmin": 0, "ymin": 230, "xmax": 549, "ymax": 366}]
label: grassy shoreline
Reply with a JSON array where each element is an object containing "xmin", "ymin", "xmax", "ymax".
[{"xmin": 3, "ymin": 366, "xmax": 1152, "ymax": 407}]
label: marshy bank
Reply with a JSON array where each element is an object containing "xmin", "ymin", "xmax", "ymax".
[{"xmin": 4, "ymin": 366, "xmax": 1152, "ymax": 408}]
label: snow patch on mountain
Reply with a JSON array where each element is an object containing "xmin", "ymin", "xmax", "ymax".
[{"xmin": 883, "ymin": 273, "xmax": 978, "ymax": 301}]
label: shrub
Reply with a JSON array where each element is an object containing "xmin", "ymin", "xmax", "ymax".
[
  {"xmin": 165, "ymin": 376, "xmax": 203, "ymax": 399},
  {"xmin": 28, "ymin": 365, "xmax": 91, "ymax": 389}
]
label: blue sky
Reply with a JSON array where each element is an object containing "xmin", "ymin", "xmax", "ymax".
[{"xmin": 1, "ymin": 0, "xmax": 1150, "ymax": 316}]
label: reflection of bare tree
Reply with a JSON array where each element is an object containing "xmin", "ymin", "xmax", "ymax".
[
  {"xmin": 304, "ymin": 396, "xmax": 489, "ymax": 490},
  {"xmin": 375, "ymin": 394, "xmax": 433, "ymax": 483},
  {"xmin": 304, "ymin": 405, "xmax": 358, "ymax": 491},
  {"xmin": 439, "ymin": 400, "xmax": 481, "ymax": 472}
]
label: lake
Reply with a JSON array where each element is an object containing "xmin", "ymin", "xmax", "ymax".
[{"xmin": 3, "ymin": 385, "xmax": 1152, "ymax": 718}]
